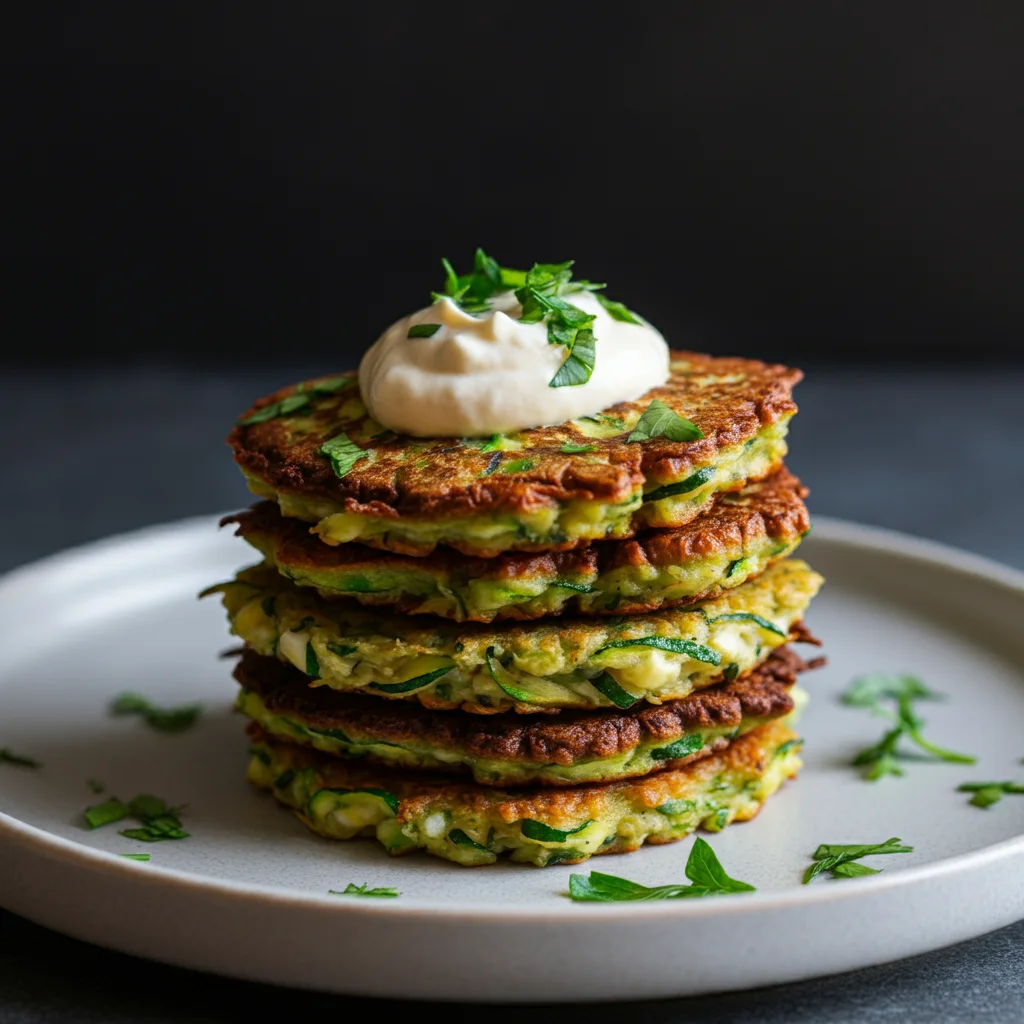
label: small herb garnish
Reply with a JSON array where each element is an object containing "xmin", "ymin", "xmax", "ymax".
[
  {"xmin": 842, "ymin": 674, "xmax": 976, "ymax": 780},
  {"xmin": 548, "ymin": 328, "xmax": 596, "ymax": 388},
  {"xmin": 560, "ymin": 441, "xmax": 595, "ymax": 453},
  {"xmin": 803, "ymin": 837, "xmax": 913, "ymax": 884},
  {"xmin": 121, "ymin": 853, "xmax": 151, "ymax": 862},
  {"xmin": 569, "ymin": 837, "xmax": 754, "ymax": 901},
  {"xmin": 329, "ymin": 883, "xmax": 400, "ymax": 898},
  {"xmin": 110, "ymin": 693, "xmax": 202, "ymax": 734},
  {"xmin": 84, "ymin": 798, "xmax": 131, "ymax": 829},
  {"xmin": 958, "ymin": 781, "xmax": 1024, "ymax": 808},
  {"xmin": 595, "ymin": 292, "xmax": 642, "ymax": 325},
  {"xmin": 319, "ymin": 433, "xmax": 369, "ymax": 479},
  {"xmin": 628, "ymin": 399, "xmax": 704, "ymax": 443},
  {"xmin": 119, "ymin": 794, "xmax": 189, "ymax": 842},
  {"xmin": 0, "ymin": 748, "xmax": 41, "ymax": 768},
  {"xmin": 499, "ymin": 458, "xmax": 535, "ymax": 474},
  {"xmin": 236, "ymin": 376, "xmax": 355, "ymax": 425},
  {"xmin": 407, "ymin": 323, "xmax": 441, "ymax": 338}
]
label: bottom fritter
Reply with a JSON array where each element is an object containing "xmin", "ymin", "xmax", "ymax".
[{"xmin": 246, "ymin": 719, "xmax": 802, "ymax": 867}]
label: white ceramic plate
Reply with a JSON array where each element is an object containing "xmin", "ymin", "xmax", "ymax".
[{"xmin": 1, "ymin": 516, "xmax": 1023, "ymax": 1002}]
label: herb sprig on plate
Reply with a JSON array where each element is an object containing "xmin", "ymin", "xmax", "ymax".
[
  {"xmin": 329, "ymin": 882, "xmax": 400, "ymax": 898},
  {"xmin": 842, "ymin": 674, "xmax": 976, "ymax": 780},
  {"xmin": 0, "ymin": 748, "xmax": 41, "ymax": 768},
  {"xmin": 84, "ymin": 793, "xmax": 190, "ymax": 842},
  {"xmin": 110, "ymin": 693, "xmax": 203, "ymax": 734},
  {"xmin": 568, "ymin": 837, "xmax": 754, "ymax": 901},
  {"xmin": 803, "ymin": 837, "xmax": 913, "ymax": 883},
  {"xmin": 958, "ymin": 781, "xmax": 1024, "ymax": 808}
]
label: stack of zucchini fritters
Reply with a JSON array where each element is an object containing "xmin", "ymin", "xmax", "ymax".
[{"xmin": 208, "ymin": 352, "xmax": 824, "ymax": 867}]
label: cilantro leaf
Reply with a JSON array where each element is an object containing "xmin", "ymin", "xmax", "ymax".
[
  {"xmin": 329, "ymin": 883, "xmax": 400, "ymax": 898},
  {"xmin": 958, "ymin": 780, "xmax": 1024, "ymax": 808},
  {"xmin": 628, "ymin": 399, "xmax": 704, "ymax": 443},
  {"xmin": 0, "ymin": 748, "xmax": 41, "ymax": 768},
  {"xmin": 319, "ymin": 433, "xmax": 369, "ymax": 478},
  {"xmin": 568, "ymin": 837, "xmax": 755, "ymax": 901},
  {"xmin": 842, "ymin": 673, "xmax": 942, "ymax": 707},
  {"xmin": 803, "ymin": 837, "xmax": 912, "ymax": 884},
  {"xmin": 407, "ymin": 323, "xmax": 441, "ymax": 338},
  {"xmin": 110, "ymin": 693, "xmax": 202, "ymax": 733},
  {"xmin": 595, "ymin": 292, "xmax": 642, "ymax": 325}
]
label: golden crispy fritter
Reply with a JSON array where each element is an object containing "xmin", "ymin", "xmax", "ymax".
[
  {"xmin": 228, "ymin": 352, "xmax": 801, "ymax": 556},
  {"xmin": 223, "ymin": 468, "xmax": 810, "ymax": 621}
]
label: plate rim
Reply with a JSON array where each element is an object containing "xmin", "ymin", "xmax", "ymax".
[{"xmin": 2, "ymin": 512, "xmax": 1024, "ymax": 924}]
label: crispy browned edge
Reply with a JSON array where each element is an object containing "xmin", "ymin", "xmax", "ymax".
[
  {"xmin": 227, "ymin": 351, "xmax": 801, "ymax": 523},
  {"xmin": 247, "ymin": 717, "xmax": 801, "ymax": 841},
  {"xmin": 221, "ymin": 468, "xmax": 810, "ymax": 619},
  {"xmin": 235, "ymin": 645, "xmax": 821, "ymax": 777}
]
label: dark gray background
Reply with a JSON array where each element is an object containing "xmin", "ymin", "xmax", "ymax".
[{"xmin": 1, "ymin": 366, "xmax": 1022, "ymax": 1022}]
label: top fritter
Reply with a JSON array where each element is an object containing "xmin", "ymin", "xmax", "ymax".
[{"xmin": 229, "ymin": 352, "xmax": 800, "ymax": 558}]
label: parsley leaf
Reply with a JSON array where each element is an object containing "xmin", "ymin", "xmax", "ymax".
[
  {"xmin": 628, "ymin": 399, "xmax": 704, "ymax": 443},
  {"xmin": 329, "ymin": 882, "xmax": 400, "ymax": 898},
  {"xmin": 84, "ymin": 798, "xmax": 131, "ymax": 829},
  {"xmin": 236, "ymin": 377, "xmax": 356, "ymax": 425},
  {"xmin": 958, "ymin": 781, "xmax": 1024, "ymax": 808},
  {"xmin": 843, "ymin": 673, "xmax": 976, "ymax": 779},
  {"xmin": 319, "ymin": 433, "xmax": 369, "ymax": 478},
  {"xmin": 569, "ymin": 837, "xmax": 754, "ymax": 901},
  {"xmin": 407, "ymin": 323, "xmax": 441, "ymax": 338},
  {"xmin": 84, "ymin": 792, "xmax": 190, "ymax": 841},
  {"xmin": 550, "ymin": 329, "xmax": 596, "ymax": 388},
  {"xmin": 0, "ymin": 748, "xmax": 41, "ymax": 768},
  {"xmin": 803, "ymin": 837, "xmax": 912, "ymax": 884},
  {"xmin": 595, "ymin": 292, "xmax": 642, "ymax": 325},
  {"xmin": 110, "ymin": 693, "xmax": 202, "ymax": 733}
]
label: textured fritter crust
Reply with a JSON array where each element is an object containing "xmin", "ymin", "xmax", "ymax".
[
  {"xmin": 228, "ymin": 352, "xmax": 800, "ymax": 555},
  {"xmin": 247, "ymin": 719, "xmax": 802, "ymax": 866},
  {"xmin": 235, "ymin": 646, "xmax": 814, "ymax": 783},
  {"xmin": 223, "ymin": 468, "xmax": 810, "ymax": 621}
]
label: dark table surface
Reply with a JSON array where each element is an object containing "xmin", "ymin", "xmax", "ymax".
[{"xmin": 2, "ymin": 364, "xmax": 1023, "ymax": 1023}]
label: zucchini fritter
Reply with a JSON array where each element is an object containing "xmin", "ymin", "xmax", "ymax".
[
  {"xmin": 206, "ymin": 558, "xmax": 823, "ymax": 713},
  {"xmin": 235, "ymin": 645, "xmax": 816, "ymax": 786},
  {"xmin": 224, "ymin": 469, "xmax": 809, "ymax": 623},
  {"xmin": 247, "ymin": 719, "xmax": 802, "ymax": 866},
  {"xmin": 228, "ymin": 352, "xmax": 800, "ymax": 556}
]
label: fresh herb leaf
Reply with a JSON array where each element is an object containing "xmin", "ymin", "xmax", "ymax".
[
  {"xmin": 596, "ymin": 636, "xmax": 721, "ymax": 665},
  {"xmin": 595, "ymin": 292, "xmax": 642, "ymax": 325},
  {"xmin": 644, "ymin": 467, "xmax": 717, "ymax": 503},
  {"xmin": 329, "ymin": 883, "xmax": 400, "ymax": 898},
  {"xmin": 568, "ymin": 837, "xmax": 754, "ymax": 901},
  {"xmin": 319, "ymin": 433, "xmax": 369, "ymax": 479},
  {"xmin": 370, "ymin": 665, "xmax": 454, "ymax": 695},
  {"xmin": 107, "ymin": 793, "xmax": 190, "ymax": 843},
  {"xmin": 958, "ymin": 781, "xmax": 1024, "ymax": 808},
  {"xmin": 803, "ymin": 837, "xmax": 912, "ymax": 884},
  {"xmin": 110, "ymin": 693, "xmax": 202, "ymax": 734},
  {"xmin": 237, "ymin": 392, "xmax": 310, "ymax": 425},
  {"xmin": 0, "ymin": 748, "xmax": 41, "ymax": 768},
  {"xmin": 84, "ymin": 798, "xmax": 131, "ymax": 829},
  {"xmin": 408, "ymin": 323, "xmax": 441, "ymax": 338},
  {"xmin": 843, "ymin": 674, "xmax": 976, "ymax": 779},
  {"xmin": 478, "ymin": 434, "xmax": 503, "ymax": 452},
  {"xmin": 521, "ymin": 818, "xmax": 593, "ymax": 843},
  {"xmin": 708, "ymin": 612, "xmax": 786, "ymax": 637},
  {"xmin": 88, "ymin": 778, "xmax": 106, "ymax": 794},
  {"xmin": 549, "ymin": 329, "xmax": 596, "ymax": 388},
  {"xmin": 590, "ymin": 671, "xmax": 640, "ymax": 708},
  {"xmin": 628, "ymin": 399, "xmax": 704, "ymax": 443},
  {"xmin": 560, "ymin": 441, "xmax": 595, "ymax": 453},
  {"xmin": 121, "ymin": 853, "xmax": 151, "ymax": 862},
  {"xmin": 831, "ymin": 860, "xmax": 880, "ymax": 878}
]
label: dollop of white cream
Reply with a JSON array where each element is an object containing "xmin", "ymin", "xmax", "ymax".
[{"xmin": 358, "ymin": 290, "xmax": 670, "ymax": 437}]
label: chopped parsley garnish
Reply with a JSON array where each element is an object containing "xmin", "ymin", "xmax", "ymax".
[
  {"xmin": 329, "ymin": 883, "xmax": 400, "ymax": 898},
  {"xmin": 121, "ymin": 853, "xmax": 151, "ymax": 862},
  {"xmin": 110, "ymin": 693, "xmax": 202, "ymax": 734},
  {"xmin": 803, "ymin": 837, "xmax": 912, "ymax": 884},
  {"xmin": 958, "ymin": 781, "xmax": 1024, "ymax": 808},
  {"xmin": 842, "ymin": 673, "xmax": 976, "ymax": 780},
  {"xmin": 628, "ymin": 399, "xmax": 704, "ymax": 443},
  {"xmin": 431, "ymin": 251, "xmax": 640, "ymax": 388},
  {"xmin": 560, "ymin": 441, "xmax": 595, "ymax": 453},
  {"xmin": 319, "ymin": 433, "xmax": 369, "ymax": 478},
  {"xmin": 407, "ymin": 323, "xmax": 441, "ymax": 338},
  {"xmin": 568, "ymin": 837, "xmax": 754, "ymax": 901},
  {"xmin": 236, "ymin": 376, "xmax": 355, "ymax": 425},
  {"xmin": 84, "ymin": 793, "xmax": 189, "ymax": 842},
  {"xmin": 0, "ymin": 748, "xmax": 41, "ymax": 768}
]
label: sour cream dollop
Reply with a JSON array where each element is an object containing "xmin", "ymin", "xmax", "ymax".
[{"xmin": 358, "ymin": 290, "xmax": 670, "ymax": 438}]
